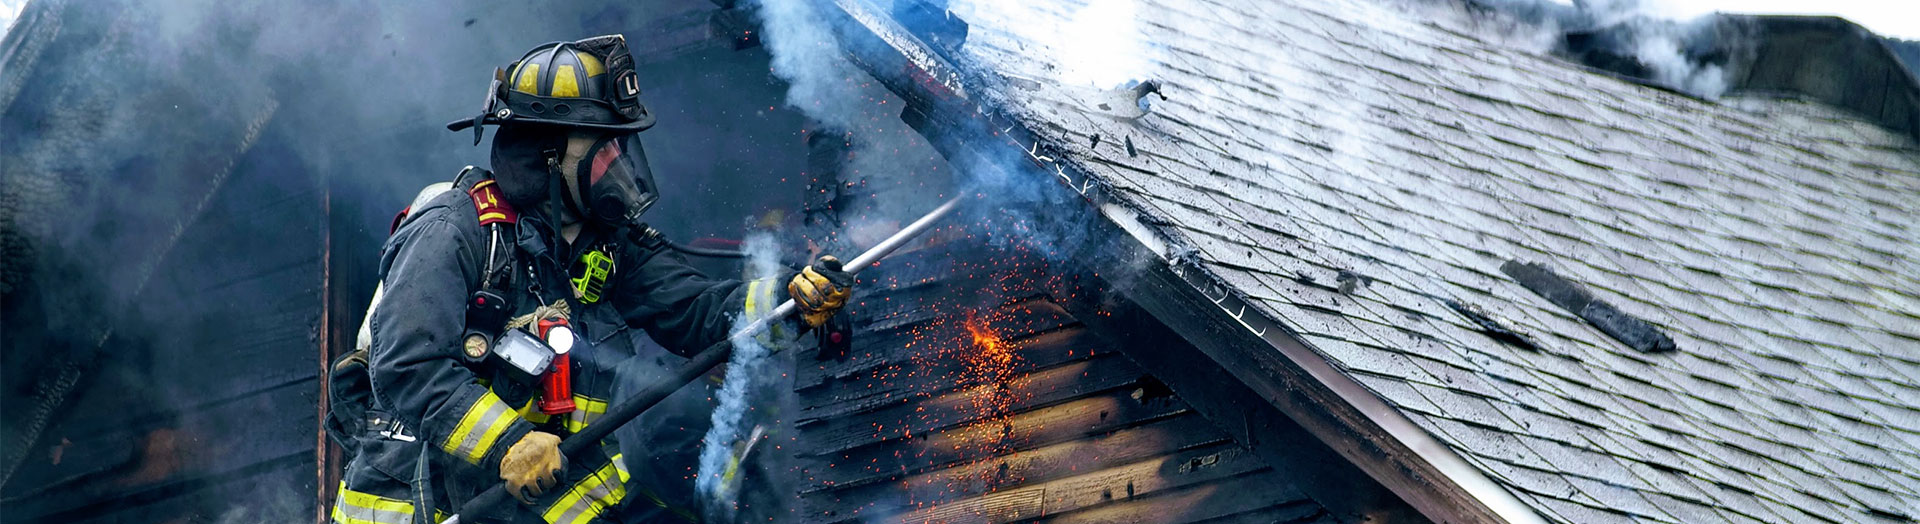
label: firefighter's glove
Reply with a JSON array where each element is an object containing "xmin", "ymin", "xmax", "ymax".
[
  {"xmin": 790, "ymin": 255, "xmax": 854, "ymax": 328},
  {"xmin": 500, "ymin": 431, "xmax": 566, "ymax": 504}
]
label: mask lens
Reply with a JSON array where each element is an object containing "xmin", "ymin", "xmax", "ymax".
[{"xmin": 574, "ymin": 135, "xmax": 657, "ymax": 224}]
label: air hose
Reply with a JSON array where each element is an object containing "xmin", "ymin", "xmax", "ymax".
[{"xmin": 633, "ymin": 226, "xmax": 749, "ymax": 259}]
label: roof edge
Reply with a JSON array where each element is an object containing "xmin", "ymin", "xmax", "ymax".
[
  {"xmin": 816, "ymin": 1, "xmax": 1548, "ymax": 522},
  {"xmin": 1552, "ymin": 11, "xmax": 1920, "ymax": 143},
  {"xmin": 1155, "ymin": 258, "xmax": 1550, "ymax": 524},
  {"xmin": 1731, "ymin": 15, "xmax": 1920, "ymax": 144}
]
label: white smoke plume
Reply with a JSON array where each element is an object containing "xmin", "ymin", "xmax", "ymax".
[
  {"xmin": 0, "ymin": 0, "xmax": 23, "ymax": 35},
  {"xmin": 694, "ymin": 232, "xmax": 784, "ymax": 519},
  {"xmin": 756, "ymin": 0, "xmax": 871, "ymax": 132},
  {"xmin": 952, "ymin": 0, "xmax": 1160, "ymax": 89},
  {"xmin": 1468, "ymin": 0, "xmax": 1737, "ymax": 98},
  {"xmin": 1580, "ymin": 0, "xmax": 1728, "ymax": 97}
]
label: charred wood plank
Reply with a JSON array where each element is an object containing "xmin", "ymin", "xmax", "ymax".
[
  {"xmin": 902, "ymin": 442, "xmax": 1272, "ymax": 524},
  {"xmin": 796, "ymin": 352, "xmax": 1144, "ymax": 429},
  {"xmin": 802, "ymin": 415, "xmax": 1231, "ymax": 522},
  {"xmin": 797, "ymin": 324, "xmax": 1104, "ymax": 401},
  {"xmin": 800, "ymin": 386, "xmax": 1191, "ymax": 489},
  {"xmin": 797, "ymin": 297, "xmax": 1083, "ymax": 391},
  {"xmin": 816, "ymin": 414, "xmax": 1228, "ymax": 500},
  {"xmin": 1032, "ymin": 468, "xmax": 1309, "ymax": 524},
  {"xmin": 1067, "ymin": 294, "xmax": 1427, "ymax": 522}
]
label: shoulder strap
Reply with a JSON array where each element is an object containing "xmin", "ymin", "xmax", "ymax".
[{"xmin": 458, "ymin": 167, "xmax": 519, "ymax": 295}]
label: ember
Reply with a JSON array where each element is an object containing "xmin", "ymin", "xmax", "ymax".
[
  {"xmin": 953, "ymin": 312, "xmax": 1023, "ymax": 455},
  {"xmin": 903, "ymin": 307, "xmax": 1030, "ymax": 470}
]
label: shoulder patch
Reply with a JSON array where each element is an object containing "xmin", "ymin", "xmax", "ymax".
[{"xmin": 469, "ymin": 179, "xmax": 518, "ymax": 226}]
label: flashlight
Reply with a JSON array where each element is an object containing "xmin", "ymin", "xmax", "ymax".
[{"xmin": 537, "ymin": 317, "xmax": 576, "ymax": 416}]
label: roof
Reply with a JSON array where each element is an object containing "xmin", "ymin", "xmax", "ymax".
[
  {"xmin": 789, "ymin": 242, "xmax": 1338, "ymax": 523},
  {"xmin": 832, "ymin": 0, "xmax": 1920, "ymax": 522}
]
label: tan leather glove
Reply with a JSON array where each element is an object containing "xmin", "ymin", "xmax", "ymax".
[
  {"xmin": 499, "ymin": 431, "xmax": 566, "ymax": 504},
  {"xmin": 789, "ymin": 255, "xmax": 854, "ymax": 328}
]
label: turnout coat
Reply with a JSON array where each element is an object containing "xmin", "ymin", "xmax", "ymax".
[{"xmin": 333, "ymin": 171, "xmax": 789, "ymax": 524}]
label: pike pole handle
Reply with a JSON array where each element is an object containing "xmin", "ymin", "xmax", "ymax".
[{"xmin": 440, "ymin": 196, "xmax": 964, "ymax": 524}]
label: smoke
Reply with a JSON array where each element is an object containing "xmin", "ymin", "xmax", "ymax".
[
  {"xmin": 3, "ymin": 0, "xmax": 844, "ymax": 521},
  {"xmin": 1466, "ymin": 0, "xmax": 1743, "ymax": 98},
  {"xmin": 0, "ymin": 0, "xmax": 22, "ymax": 35},
  {"xmin": 950, "ymin": 0, "xmax": 1159, "ymax": 89},
  {"xmin": 693, "ymin": 233, "xmax": 784, "ymax": 520},
  {"xmin": 1572, "ymin": 0, "xmax": 1732, "ymax": 97},
  {"xmin": 755, "ymin": 0, "xmax": 871, "ymax": 133}
]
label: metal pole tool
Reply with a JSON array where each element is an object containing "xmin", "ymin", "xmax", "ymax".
[{"xmin": 441, "ymin": 195, "xmax": 965, "ymax": 524}]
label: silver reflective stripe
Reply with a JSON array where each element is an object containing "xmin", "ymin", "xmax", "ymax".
[
  {"xmin": 448, "ymin": 395, "xmax": 513, "ymax": 463},
  {"xmin": 334, "ymin": 504, "xmax": 416, "ymax": 524},
  {"xmin": 540, "ymin": 459, "xmax": 625, "ymax": 524},
  {"xmin": 549, "ymin": 479, "xmax": 616, "ymax": 524}
]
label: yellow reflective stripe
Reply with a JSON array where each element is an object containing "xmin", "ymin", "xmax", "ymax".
[
  {"xmin": 514, "ymin": 393, "xmax": 606, "ymax": 433},
  {"xmin": 540, "ymin": 457, "xmax": 628, "ymax": 524},
  {"xmin": 551, "ymin": 65, "xmax": 580, "ymax": 97},
  {"xmin": 744, "ymin": 279, "xmax": 789, "ymax": 346},
  {"xmin": 332, "ymin": 481, "xmax": 445, "ymax": 524},
  {"xmin": 441, "ymin": 392, "xmax": 516, "ymax": 464},
  {"xmin": 743, "ymin": 280, "xmax": 761, "ymax": 317},
  {"xmin": 514, "ymin": 63, "xmax": 541, "ymax": 95},
  {"xmin": 565, "ymin": 396, "xmax": 609, "ymax": 433},
  {"xmin": 577, "ymin": 53, "xmax": 604, "ymax": 77},
  {"xmin": 515, "ymin": 394, "xmax": 553, "ymax": 425}
]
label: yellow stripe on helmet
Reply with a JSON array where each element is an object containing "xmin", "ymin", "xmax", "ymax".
[
  {"xmin": 551, "ymin": 65, "xmax": 580, "ymax": 98},
  {"xmin": 577, "ymin": 53, "xmax": 604, "ymax": 77},
  {"xmin": 514, "ymin": 62, "xmax": 542, "ymax": 95}
]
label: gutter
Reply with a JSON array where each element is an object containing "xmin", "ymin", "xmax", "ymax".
[{"xmin": 817, "ymin": 1, "xmax": 1547, "ymax": 523}]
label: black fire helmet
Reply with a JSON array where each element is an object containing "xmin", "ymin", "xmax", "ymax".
[{"xmin": 448, "ymin": 35, "xmax": 656, "ymax": 144}]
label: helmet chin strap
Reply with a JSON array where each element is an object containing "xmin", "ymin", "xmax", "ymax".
[{"xmin": 544, "ymin": 149, "xmax": 584, "ymax": 228}]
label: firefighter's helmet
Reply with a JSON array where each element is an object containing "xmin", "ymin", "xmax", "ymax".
[{"xmin": 447, "ymin": 35, "xmax": 656, "ymax": 140}]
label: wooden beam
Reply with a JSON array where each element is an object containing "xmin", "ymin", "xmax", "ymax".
[
  {"xmin": 797, "ymin": 352, "xmax": 1145, "ymax": 432},
  {"xmin": 1034, "ymin": 469, "xmax": 1317, "ymax": 524},
  {"xmin": 802, "ymin": 385, "xmax": 1190, "ymax": 489},
  {"xmin": 905, "ymin": 442, "xmax": 1269, "ymax": 524},
  {"xmin": 1067, "ymin": 290, "xmax": 1430, "ymax": 523},
  {"xmin": 316, "ymin": 139, "xmax": 341, "ymax": 524},
  {"xmin": 803, "ymin": 415, "xmax": 1231, "ymax": 522},
  {"xmin": 795, "ymin": 297, "xmax": 1083, "ymax": 392}
]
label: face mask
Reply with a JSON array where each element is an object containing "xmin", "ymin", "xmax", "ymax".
[{"xmin": 557, "ymin": 132, "xmax": 659, "ymax": 227}]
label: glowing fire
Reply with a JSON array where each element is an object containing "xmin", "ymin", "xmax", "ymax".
[
  {"xmin": 955, "ymin": 313, "xmax": 1022, "ymax": 454},
  {"xmin": 959, "ymin": 314, "xmax": 1018, "ymax": 393},
  {"xmin": 821, "ymin": 231, "xmax": 1096, "ymax": 520}
]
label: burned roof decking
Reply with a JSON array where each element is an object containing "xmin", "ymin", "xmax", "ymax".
[
  {"xmin": 789, "ymin": 244, "xmax": 1335, "ymax": 523},
  {"xmin": 934, "ymin": 0, "xmax": 1920, "ymax": 523}
]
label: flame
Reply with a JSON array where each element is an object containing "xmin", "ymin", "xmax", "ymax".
[
  {"xmin": 959, "ymin": 314, "xmax": 1016, "ymax": 387},
  {"xmin": 834, "ymin": 232, "xmax": 1098, "ymax": 519}
]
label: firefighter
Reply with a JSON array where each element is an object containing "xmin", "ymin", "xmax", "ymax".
[{"xmin": 329, "ymin": 35, "xmax": 852, "ymax": 524}]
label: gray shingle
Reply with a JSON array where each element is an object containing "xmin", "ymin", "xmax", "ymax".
[{"xmin": 942, "ymin": 0, "xmax": 1920, "ymax": 521}]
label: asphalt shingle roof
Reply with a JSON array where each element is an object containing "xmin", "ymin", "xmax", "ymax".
[{"xmin": 939, "ymin": 0, "xmax": 1920, "ymax": 522}]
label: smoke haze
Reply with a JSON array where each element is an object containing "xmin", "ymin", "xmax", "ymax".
[{"xmin": 0, "ymin": 0, "xmax": 852, "ymax": 521}]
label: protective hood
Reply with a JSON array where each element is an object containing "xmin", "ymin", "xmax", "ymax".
[{"xmin": 489, "ymin": 125, "xmax": 566, "ymax": 212}]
